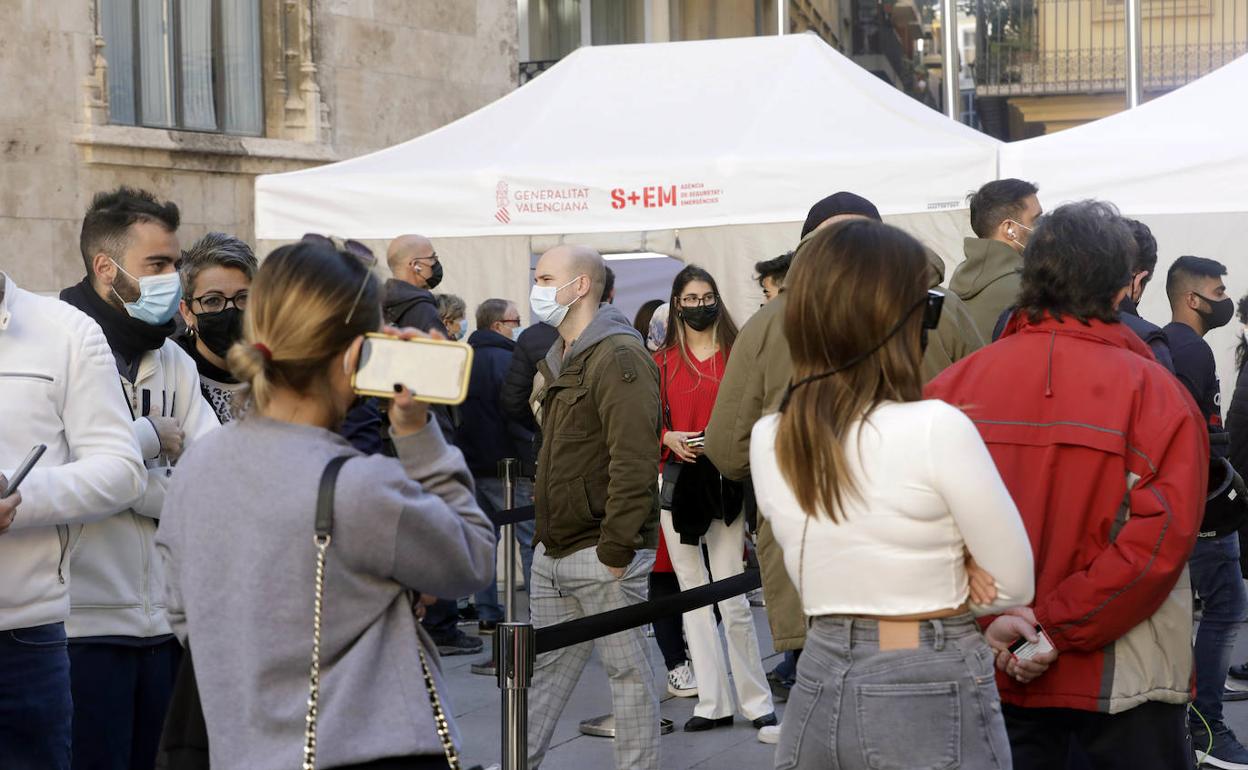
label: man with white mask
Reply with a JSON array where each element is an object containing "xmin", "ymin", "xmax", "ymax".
[
  {"xmin": 525, "ymin": 246, "xmax": 663, "ymax": 770},
  {"xmin": 59, "ymin": 187, "xmax": 217, "ymax": 770}
]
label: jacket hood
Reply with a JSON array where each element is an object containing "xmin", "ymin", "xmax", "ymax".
[
  {"xmin": 545, "ymin": 304, "xmax": 643, "ymax": 379},
  {"xmin": 950, "ymin": 238, "xmax": 1024, "ymax": 300},
  {"xmin": 925, "ymin": 246, "xmax": 946, "ymax": 289},
  {"xmin": 382, "ymin": 278, "xmax": 434, "ymax": 313},
  {"xmin": 468, "ymin": 328, "xmax": 516, "ymax": 351}
]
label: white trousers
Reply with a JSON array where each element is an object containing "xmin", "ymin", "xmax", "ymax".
[{"xmin": 659, "ymin": 509, "xmax": 774, "ymax": 720}]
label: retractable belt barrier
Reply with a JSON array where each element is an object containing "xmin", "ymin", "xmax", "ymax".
[
  {"xmin": 534, "ymin": 568, "xmax": 761, "ymax": 654},
  {"xmin": 487, "ymin": 504, "xmax": 536, "ymax": 528}
]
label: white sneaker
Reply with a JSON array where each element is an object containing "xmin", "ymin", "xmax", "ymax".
[
  {"xmin": 667, "ymin": 662, "xmax": 698, "ymax": 698},
  {"xmin": 757, "ymin": 725, "xmax": 781, "ymax": 744}
]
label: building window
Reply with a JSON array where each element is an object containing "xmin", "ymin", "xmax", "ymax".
[
  {"xmin": 100, "ymin": 0, "xmax": 263, "ymax": 136},
  {"xmin": 527, "ymin": 0, "xmax": 582, "ymax": 61},
  {"xmin": 671, "ymin": 0, "xmax": 778, "ymax": 41},
  {"xmin": 591, "ymin": 0, "xmax": 645, "ymax": 45}
]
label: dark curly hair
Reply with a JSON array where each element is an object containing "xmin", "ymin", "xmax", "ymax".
[{"xmin": 1016, "ymin": 201, "xmax": 1134, "ymax": 325}]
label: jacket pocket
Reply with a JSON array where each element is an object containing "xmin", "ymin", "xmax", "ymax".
[
  {"xmin": 551, "ymin": 387, "xmax": 590, "ymax": 439},
  {"xmin": 546, "ymin": 477, "xmax": 599, "ymax": 544}
]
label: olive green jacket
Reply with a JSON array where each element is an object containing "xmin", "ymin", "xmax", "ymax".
[
  {"xmin": 704, "ymin": 294, "xmax": 805, "ymax": 651},
  {"xmin": 925, "ymin": 249, "xmax": 985, "ymax": 381},
  {"xmin": 534, "ymin": 306, "xmax": 661, "ymax": 568}
]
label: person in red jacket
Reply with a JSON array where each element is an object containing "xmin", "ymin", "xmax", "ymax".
[{"xmin": 926, "ymin": 200, "xmax": 1208, "ymax": 770}]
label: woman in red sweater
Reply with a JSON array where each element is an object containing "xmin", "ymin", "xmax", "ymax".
[{"xmin": 656, "ymin": 266, "xmax": 776, "ymax": 733}]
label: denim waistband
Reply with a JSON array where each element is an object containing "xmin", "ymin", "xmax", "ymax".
[{"xmin": 808, "ymin": 612, "xmax": 981, "ymax": 652}]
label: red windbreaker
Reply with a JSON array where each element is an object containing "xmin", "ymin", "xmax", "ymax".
[{"xmin": 925, "ymin": 315, "xmax": 1207, "ymax": 714}]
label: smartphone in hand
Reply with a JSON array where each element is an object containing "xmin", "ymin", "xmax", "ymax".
[
  {"xmin": 352, "ymin": 333, "xmax": 473, "ymax": 405},
  {"xmin": 4, "ymin": 444, "xmax": 47, "ymax": 497}
]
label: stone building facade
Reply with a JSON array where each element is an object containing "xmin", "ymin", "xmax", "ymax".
[{"xmin": 0, "ymin": 0, "xmax": 517, "ymax": 293}]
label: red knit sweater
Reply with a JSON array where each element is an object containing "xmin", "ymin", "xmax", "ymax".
[{"xmin": 654, "ymin": 344, "xmax": 727, "ymax": 572}]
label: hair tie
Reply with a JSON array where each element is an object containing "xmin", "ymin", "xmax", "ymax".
[{"xmin": 252, "ymin": 342, "xmax": 273, "ymax": 362}]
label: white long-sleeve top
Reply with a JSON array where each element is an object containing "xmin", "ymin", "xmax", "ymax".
[
  {"xmin": 0, "ymin": 274, "xmax": 145, "ymax": 631},
  {"xmin": 751, "ymin": 399, "xmax": 1034, "ymax": 618}
]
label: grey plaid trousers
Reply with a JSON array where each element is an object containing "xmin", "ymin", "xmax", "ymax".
[{"xmin": 526, "ymin": 542, "xmax": 659, "ymax": 770}]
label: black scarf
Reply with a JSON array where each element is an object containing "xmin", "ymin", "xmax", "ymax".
[
  {"xmin": 175, "ymin": 332, "xmax": 238, "ymax": 385},
  {"xmin": 60, "ymin": 278, "xmax": 175, "ymax": 363}
]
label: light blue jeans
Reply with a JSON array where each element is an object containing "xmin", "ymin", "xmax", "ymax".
[{"xmin": 776, "ymin": 613, "xmax": 1012, "ymax": 770}]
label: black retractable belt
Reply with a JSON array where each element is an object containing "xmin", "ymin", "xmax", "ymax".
[{"xmin": 534, "ymin": 569, "xmax": 761, "ymax": 654}]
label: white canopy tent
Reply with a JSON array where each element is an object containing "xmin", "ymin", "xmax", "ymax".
[
  {"xmin": 255, "ymin": 33, "xmax": 1000, "ymax": 325},
  {"xmin": 1000, "ymin": 53, "xmax": 1248, "ymax": 410}
]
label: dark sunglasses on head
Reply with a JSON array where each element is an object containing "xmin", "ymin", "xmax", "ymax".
[{"xmin": 301, "ymin": 233, "xmax": 378, "ymax": 324}]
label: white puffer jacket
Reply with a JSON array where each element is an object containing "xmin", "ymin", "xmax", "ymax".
[
  {"xmin": 66, "ymin": 325, "xmax": 220, "ymax": 639},
  {"xmin": 0, "ymin": 275, "xmax": 145, "ymax": 632}
]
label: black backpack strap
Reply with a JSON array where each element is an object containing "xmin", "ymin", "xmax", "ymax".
[{"xmin": 315, "ymin": 456, "xmax": 354, "ymax": 538}]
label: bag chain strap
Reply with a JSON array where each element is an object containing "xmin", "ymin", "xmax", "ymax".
[
  {"xmin": 417, "ymin": 642, "xmax": 461, "ymax": 769},
  {"xmin": 303, "ymin": 533, "xmax": 331, "ymax": 770}
]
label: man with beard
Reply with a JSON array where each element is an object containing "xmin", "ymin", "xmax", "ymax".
[{"xmin": 58, "ymin": 187, "xmax": 218, "ymax": 770}]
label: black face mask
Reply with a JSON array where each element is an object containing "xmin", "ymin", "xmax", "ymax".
[
  {"xmin": 1195, "ymin": 294, "xmax": 1234, "ymax": 331},
  {"xmin": 195, "ymin": 308, "xmax": 244, "ymax": 358},
  {"xmin": 425, "ymin": 260, "xmax": 444, "ymax": 290},
  {"xmin": 679, "ymin": 304, "xmax": 719, "ymax": 332}
]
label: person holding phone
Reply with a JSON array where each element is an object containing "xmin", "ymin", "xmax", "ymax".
[
  {"xmin": 654, "ymin": 266, "xmax": 776, "ymax": 734},
  {"xmin": 156, "ymin": 238, "xmax": 494, "ymax": 770},
  {"xmin": 0, "ymin": 271, "xmax": 146, "ymax": 770},
  {"xmin": 751, "ymin": 220, "xmax": 1037, "ymax": 770}
]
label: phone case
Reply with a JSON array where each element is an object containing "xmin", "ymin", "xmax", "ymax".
[{"xmin": 351, "ymin": 333, "xmax": 474, "ymax": 405}]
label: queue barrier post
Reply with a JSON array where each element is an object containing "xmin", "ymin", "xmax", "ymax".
[
  {"xmin": 496, "ymin": 621, "xmax": 534, "ymax": 770},
  {"xmin": 499, "ymin": 458, "xmax": 520, "ymax": 623},
  {"xmin": 473, "ymin": 459, "xmax": 523, "ymax": 679}
]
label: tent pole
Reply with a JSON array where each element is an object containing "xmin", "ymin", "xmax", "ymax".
[
  {"xmin": 777, "ymin": 0, "xmax": 788, "ymax": 35},
  {"xmin": 942, "ymin": 0, "xmax": 959, "ymax": 121},
  {"xmin": 1126, "ymin": 0, "xmax": 1143, "ymax": 108}
]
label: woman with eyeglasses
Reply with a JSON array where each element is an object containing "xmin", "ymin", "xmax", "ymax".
[
  {"xmin": 176, "ymin": 232, "xmax": 257, "ymax": 424},
  {"xmin": 655, "ymin": 266, "xmax": 777, "ymax": 733},
  {"xmin": 750, "ymin": 220, "xmax": 1036, "ymax": 770},
  {"xmin": 156, "ymin": 238, "xmax": 494, "ymax": 770}
]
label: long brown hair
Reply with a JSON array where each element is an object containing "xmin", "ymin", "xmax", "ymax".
[
  {"xmin": 660, "ymin": 265, "xmax": 739, "ymax": 380},
  {"xmin": 776, "ymin": 220, "xmax": 929, "ymax": 521}
]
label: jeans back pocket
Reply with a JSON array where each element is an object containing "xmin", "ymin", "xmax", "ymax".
[{"xmin": 855, "ymin": 681, "xmax": 961, "ymax": 770}]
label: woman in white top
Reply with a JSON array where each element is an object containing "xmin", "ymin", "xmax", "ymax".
[{"xmin": 750, "ymin": 220, "xmax": 1036, "ymax": 770}]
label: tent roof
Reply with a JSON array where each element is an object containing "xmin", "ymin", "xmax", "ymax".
[
  {"xmin": 999, "ymin": 53, "xmax": 1248, "ymax": 216},
  {"xmin": 256, "ymin": 33, "xmax": 999, "ymax": 240}
]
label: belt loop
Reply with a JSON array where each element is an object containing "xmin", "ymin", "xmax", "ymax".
[{"xmin": 931, "ymin": 618, "xmax": 946, "ymax": 651}]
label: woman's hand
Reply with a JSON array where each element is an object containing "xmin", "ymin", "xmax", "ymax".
[
  {"xmin": 663, "ymin": 431, "xmax": 702, "ymax": 463},
  {"xmin": 385, "ymin": 325, "xmax": 437, "ymax": 436},
  {"xmin": 965, "ymin": 551, "xmax": 998, "ymax": 607}
]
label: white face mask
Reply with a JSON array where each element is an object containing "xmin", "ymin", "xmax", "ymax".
[
  {"xmin": 113, "ymin": 264, "xmax": 181, "ymax": 326},
  {"xmin": 530, "ymin": 275, "xmax": 584, "ymax": 327}
]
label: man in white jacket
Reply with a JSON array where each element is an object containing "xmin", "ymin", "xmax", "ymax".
[
  {"xmin": 59, "ymin": 187, "xmax": 218, "ymax": 770},
  {"xmin": 0, "ymin": 272, "xmax": 146, "ymax": 770}
]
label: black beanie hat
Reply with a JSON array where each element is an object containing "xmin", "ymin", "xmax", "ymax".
[{"xmin": 800, "ymin": 192, "xmax": 882, "ymax": 238}]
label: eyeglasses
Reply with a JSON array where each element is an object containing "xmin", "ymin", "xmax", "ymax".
[
  {"xmin": 301, "ymin": 233, "xmax": 378, "ymax": 324},
  {"xmin": 500, "ymin": 318, "xmax": 522, "ymax": 326},
  {"xmin": 678, "ymin": 292, "xmax": 719, "ymax": 308},
  {"xmin": 192, "ymin": 291, "xmax": 248, "ymax": 314}
]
